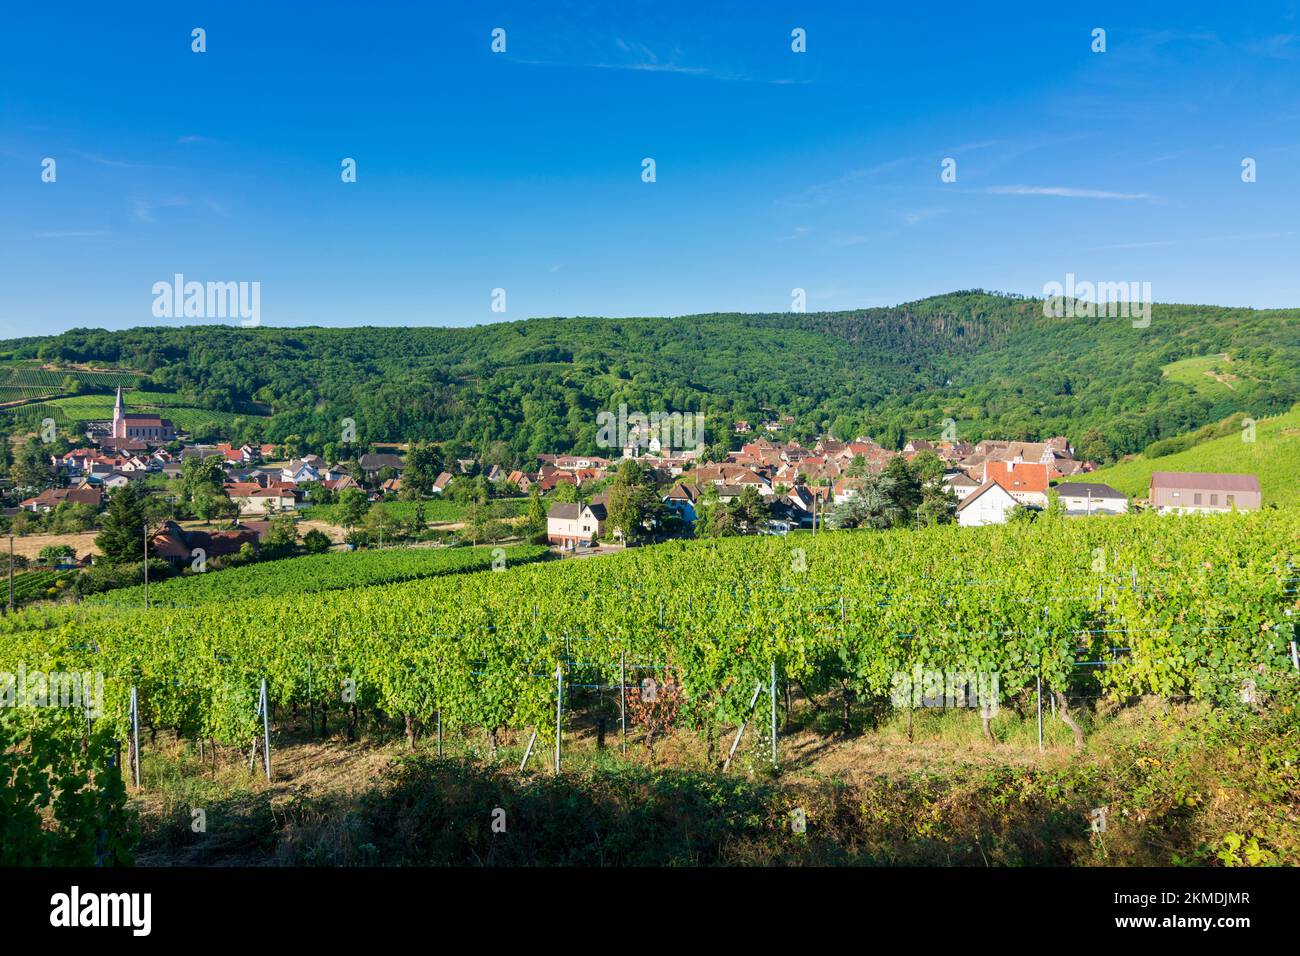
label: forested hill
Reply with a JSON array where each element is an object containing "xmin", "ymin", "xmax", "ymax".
[{"xmin": 4, "ymin": 292, "xmax": 1297, "ymax": 465}]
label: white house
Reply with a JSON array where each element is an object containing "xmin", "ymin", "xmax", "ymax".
[
  {"xmin": 1055, "ymin": 482, "xmax": 1128, "ymax": 516},
  {"xmin": 281, "ymin": 460, "xmax": 322, "ymax": 484},
  {"xmin": 942, "ymin": 472, "xmax": 981, "ymax": 502},
  {"xmin": 981, "ymin": 461, "xmax": 1050, "ymax": 509},
  {"xmin": 546, "ymin": 500, "xmax": 607, "ymax": 549},
  {"xmin": 956, "ymin": 480, "xmax": 1019, "ymax": 527},
  {"xmin": 227, "ymin": 483, "xmax": 299, "ymax": 515}
]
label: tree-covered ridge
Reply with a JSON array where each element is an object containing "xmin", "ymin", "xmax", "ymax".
[{"xmin": 4, "ymin": 292, "xmax": 1296, "ymax": 465}]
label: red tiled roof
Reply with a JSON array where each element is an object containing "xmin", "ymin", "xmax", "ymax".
[{"xmin": 985, "ymin": 461, "xmax": 1048, "ymax": 494}]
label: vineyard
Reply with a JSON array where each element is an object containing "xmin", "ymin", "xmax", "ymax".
[
  {"xmin": 91, "ymin": 543, "xmax": 551, "ymax": 608},
  {"xmin": 0, "ymin": 365, "xmax": 144, "ymax": 389},
  {"xmin": 0, "ymin": 392, "xmax": 261, "ymax": 432},
  {"xmin": 9, "ymin": 571, "xmax": 74, "ymax": 608},
  {"xmin": 0, "ymin": 365, "xmax": 148, "ymax": 412},
  {"xmin": 2, "ymin": 510, "xmax": 1296, "ymax": 763}
]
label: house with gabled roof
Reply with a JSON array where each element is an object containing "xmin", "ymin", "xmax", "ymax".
[
  {"xmin": 547, "ymin": 499, "xmax": 607, "ymax": 549},
  {"xmin": 942, "ymin": 471, "xmax": 982, "ymax": 502},
  {"xmin": 226, "ymin": 482, "xmax": 300, "ymax": 515},
  {"xmin": 320, "ymin": 475, "xmax": 360, "ymax": 495},
  {"xmin": 689, "ymin": 464, "xmax": 774, "ymax": 495},
  {"xmin": 1148, "ymin": 472, "xmax": 1260, "ymax": 514},
  {"xmin": 358, "ymin": 453, "xmax": 405, "ymax": 480},
  {"xmin": 1055, "ymin": 482, "xmax": 1128, "ymax": 516},
  {"xmin": 150, "ymin": 520, "xmax": 260, "ymax": 568},
  {"xmin": 983, "ymin": 461, "xmax": 1050, "ymax": 508},
  {"xmin": 956, "ymin": 480, "xmax": 1019, "ymax": 527},
  {"xmin": 662, "ymin": 483, "xmax": 704, "ymax": 523},
  {"xmin": 20, "ymin": 486, "xmax": 104, "ymax": 513}
]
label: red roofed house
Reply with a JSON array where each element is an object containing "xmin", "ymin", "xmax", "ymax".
[
  {"xmin": 20, "ymin": 486, "xmax": 104, "ymax": 513},
  {"xmin": 506, "ymin": 470, "xmax": 534, "ymax": 493},
  {"xmin": 150, "ymin": 521, "xmax": 260, "ymax": 568},
  {"xmin": 321, "ymin": 475, "xmax": 360, "ymax": 494},
  {"xmin": 983, "ymin": 461, "xmax": 1049, "ymax": 508},
  {"xmin": 225, "ymin": 482, "xmax": 300, "ymax": 515}
]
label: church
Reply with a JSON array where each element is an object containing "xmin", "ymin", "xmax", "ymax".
[{"xmin": 104, "ymin": 386, "xmax": 175, "ymax": 444}]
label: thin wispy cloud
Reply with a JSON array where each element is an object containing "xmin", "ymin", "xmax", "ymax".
[
  {"xmin": 946, "ymin": 140, "xmax": 1005, "ymax": 154},
  {"xmin": 514, "ymin": 35, "xmax": 804, "ymax": 84},
  {"xmin": 986, "ymin": 185, "xmax": 1155, "ymax": 201},
  {"xmin": 131, "ymin": 197, "xmax": 193, "ymax": 223},
  {"xmin": 783, "ymin": 139, "xmax": 1030, "ymax": 208},
  {"xmin": 30, "ymin": 230, "xmax": 112, "ymax": 240},
  {"xmin": 1094, "ymin": 231, "xmax": 1295, "ymax": 251},
  {"xmin": 1139, "ymin": 148, "xmax": 1198, "ymax": 165},
  {"xmin": 1244, "ymin": 33, "xmax": 1300, "ymax": 60},
  {"xmin": 899, "ymin": 208, "xmax": 945, "ymax": 226},
  {"xmin": 71, "ymin": 149, "xmax": 168, "ymax": 170},
  {"xmin": 781, "ymin": 156, "xmax": 914, "ymax": 207},
  {"xmin": 518, "ymin": 55, "xmax": 761, "ymax": 82}
]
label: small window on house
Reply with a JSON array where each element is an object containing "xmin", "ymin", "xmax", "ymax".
[
  {"xmin": 1193, "ymin": 493, "xmax": 1202, "ymax": 505},
  {"xmin": 1172, "ymin": 491, "xmax": 1180, "ymax": 497},
  {"xmin": 1226, "ymin": 495, "xmax": 1235, "ymax": 505},
  {"xmin": 1210, "ymin": 494, "xmax": 1218, "ymax": 506}
]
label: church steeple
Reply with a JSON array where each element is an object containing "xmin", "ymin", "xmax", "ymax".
[{"xmin": 113, "ymin": 386, "xmax": 124, "ymax": 438}]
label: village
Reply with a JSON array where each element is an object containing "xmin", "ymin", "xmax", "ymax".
[{"xmin": 1, "ymin": 388, "xmax": 1264, "ymax": 592}]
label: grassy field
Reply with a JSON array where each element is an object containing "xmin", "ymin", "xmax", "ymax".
[
  {"xmin": 1161, "ymin": 353, "xmax": 1255, "ymax": 399},
  {"xmin": 1062, "ymin": 405, "xmax": 1300, "ymax": 506}
]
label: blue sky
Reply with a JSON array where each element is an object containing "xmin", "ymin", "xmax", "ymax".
[{"xmin": 3, "ymin": 0, "xmax": 1300, "ymax": 337}]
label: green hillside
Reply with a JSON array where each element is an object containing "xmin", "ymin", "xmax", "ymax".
[
  {"xmin": 3, "ymin": 293, "xmax": 1297, "ymax": 462},
  {"xmin": 1160, "ymin": 353, "xmax": 1257, "ymax": 399},
  {"xmin": 1061, "ymin": 405, "xmax": 1300, "ymax": 506},
  {"xmin": 0, "ymin": 384, "xmax": 267, "ymax": 438}
]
